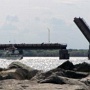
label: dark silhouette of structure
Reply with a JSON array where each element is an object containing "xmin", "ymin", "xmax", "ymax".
[
  {"xmin": 0, "ymin": 43, "xmax": 69, "ymax": 59},
  {"xmin": 74, "ymin": 17, "xmax": 90, "ymax": 59}
]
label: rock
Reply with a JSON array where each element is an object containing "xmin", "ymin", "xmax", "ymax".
[
  {"xmin": 80, "ymin": 75, "xmax": 90, "ymax": 86},
  {"xmin": 75, "ymin": 62, "xmax": 90, "ymax": 72},
  {"xmin": 65, "ymin": 70, "xmax": 88, "ymax": 79},
  {"xmin": 0, "ymin": 62, "xmax": 41, "ymax": 80},
  {"xmin": 0, "ymin": 69, "xmax": 18, "ymax": 80},
  {"xmin": 8, "ymin": 62, "xmax": 34, "ymax": 71},
  {"xmin": 0, "ymin": 68, "xmax": 4, "ymax": 72},
  {"xmin": 34, "ymin": 68, "xmax": 65, "ymax": 81},
  {"xmin": 33, "ymin": 68, "xmax": 88, "ymax": 84},
  {"xmin": 39, "ymin": 74, "xmax": 65, "ymax": 84},
  {"xmin": 0, "ymin": 75, "xmax": 3, "ymax": 80},
  {"xmin": 39, "ymin": 74, "xmax": 80, "ymax": 84},
  {"xmin": 57, "ymin": 61, "xmax": 74, "ymax": 70},
  {"xmin": 12, "ymin": 68, "xmax": 28, "ymax": 79},
  {"xmin": 48, "ymin": 68, "xmax": 88, "ymax": 79},
  {"xmin": 38, "ymin": 71, "xmax": 89, "ymax": 89},
  {"xmin": 0, "ymin": 68, "xmax": 40, "ymax": 80},
  {"xmin": 0, "ymin": 68, "xmax": 28, "ymax": 80}
]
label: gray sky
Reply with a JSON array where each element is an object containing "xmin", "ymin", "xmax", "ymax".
[{"xmin": 0, "ymin": 0, "xmax": 90, "ymax": 49}]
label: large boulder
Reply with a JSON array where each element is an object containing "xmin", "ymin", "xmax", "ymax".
[
  {"xmin": 8, "ymin": 62, "xmax": 34, "ymax": 70},
  {"xmin": 0, "ymin": 68, "xmax": 4, "ymax": 72},
  {"xmin": 80, "ymin": 75, "xmax": 90, "ymax": 86},
  {"xmin": 34, "ymin": 67, "xmax": 88, "ymax": 82},
  {"xmin": 64, "ymin": 70, "xmax": 88, "ymax": 79},
  {"xmin": 38, "ymin": 73, "xmax": 89, "ymax": 90},
  {"xmin": 75, "ymin": 62, "xmax": 90, "ymax": 72},
  {"xmin": 39, "ymin": 74, "xmax": 82, "ymax": 84},
  {"xmin": 7, "ymin": 62, "xmax": 40, "ymax": 80},
  {"xmin": 0, "ymin": 69, "xmax": 19, "ymax": 80},
  {"xmin": 57, "ymin": 61, "xmax": 74, "ymax": 70}
]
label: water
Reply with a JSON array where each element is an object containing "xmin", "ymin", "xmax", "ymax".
[{"xmin": 0, "ymin": 57, "xmax": 89, "ymax": 71}]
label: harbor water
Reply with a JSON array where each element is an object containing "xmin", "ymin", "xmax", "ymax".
[{"xmin": 0, "ymin": 57, "xmax": 89, "ymax": 72}]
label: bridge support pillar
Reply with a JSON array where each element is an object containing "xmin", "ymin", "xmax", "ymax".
[
  {"xmin": 88, "ymin": 44, "xmax": 90, "ymax": 59},
  {"xmin": 59, "ymin": 49, "xmax": 69, "ymax": 59}
]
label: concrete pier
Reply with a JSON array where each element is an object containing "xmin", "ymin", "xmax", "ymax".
[{"xmin": 59, "ymin": 49, "xmax": 69, "ymax": 59}]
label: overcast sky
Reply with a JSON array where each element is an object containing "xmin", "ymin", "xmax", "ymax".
[{"xmin": 0, "ymin": 0, "xmax": 90, "ymax": 49}]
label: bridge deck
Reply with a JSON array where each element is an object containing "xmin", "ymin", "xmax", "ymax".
[{"xmin": 0, "ymin": 43, "xmax": 67, "ymax": 50}]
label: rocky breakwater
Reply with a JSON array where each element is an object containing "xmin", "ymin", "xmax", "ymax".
[{"xmin": 0, "ymin": 61, "xmax": 90, "ymax": 90}]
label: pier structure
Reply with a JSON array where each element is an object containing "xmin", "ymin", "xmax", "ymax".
[
  {"xmin": 0, "ymin": 43, "xmax": 69, "ymax": 59},
  {"xmin": 74, "ymin": 17, "xmax": 90, "ymax": 59}
]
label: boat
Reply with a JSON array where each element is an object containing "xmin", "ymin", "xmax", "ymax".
[{"xmin": 1, "ymin": 45, "xmax": 23, "ymax": 60}]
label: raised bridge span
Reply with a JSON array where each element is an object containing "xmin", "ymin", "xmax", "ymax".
[
  {"xmin": 74, "ymin": 17, "xmax": 90, "ymax": 43},
  {"xmin": 0, "ymin": 43, "xmax": 69, "ymax": 59},
  {"xmin": 74, "ymin": 17, "xmax": 90, "ymax": 59}
]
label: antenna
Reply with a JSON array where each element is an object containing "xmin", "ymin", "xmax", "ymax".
[
  {"xmin": 47, "ymin": 28, "xmax": 50, "ymax": 43},
  {"xmin": 9, "ymin": 41, "xmax": 11, "ymax": 44}
]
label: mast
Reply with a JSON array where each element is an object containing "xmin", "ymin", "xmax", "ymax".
[{"xmin": 47, "ymin": 28, "xmax": 50, "ymax": 43}]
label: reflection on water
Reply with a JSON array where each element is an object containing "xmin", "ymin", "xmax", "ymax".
[{"xmin": 0, "ymin": 57, "xmax": 89, "ymax": 71}]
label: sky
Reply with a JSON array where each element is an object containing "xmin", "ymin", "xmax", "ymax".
[{"xmin": 0, "ymin": 0, "xmax": 90, "ymax": 49}]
